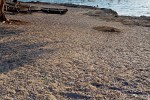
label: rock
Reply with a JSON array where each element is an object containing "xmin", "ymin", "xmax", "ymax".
[
  {"xmin": 100, "ymin": 8, "xmax": 118, "ymax": 17},
  {"xmin": 15, "ymin": 87, "xmax": 26, "ymax": 95},
  {"xmin": 7, "ymin": 88, "xmax": 16, "ymax": 94},
  {"xmin": 3, "ymin": 97, "xmax": 14, "ymax": 100},
  {"xmin": 86, "ymin": 8, "xmax": 118, "ymax": 17},
  {"xmin": 45, "ymin": 94, "xmax": 57, "ymax": 100}
]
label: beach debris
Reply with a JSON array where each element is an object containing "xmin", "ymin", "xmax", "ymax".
[
  {"xmin": 41, "ymin": 8, "xmax": 68, "ymax": 15},
  {"xmin": 1, "ymin": 19, "xmax": 30, "ymax": 25},
  {"xmin": 5, "ymin": 2, "xmax": 32, "ymax": 13},
  {"xmin": 93, "ymin": 26, "xmax": 121, "ymax": 32},
  {"xmin": 8, "ymin": 19, "xmax": 30, "ymax": 25},
  {"xmin": 4, "ymin": 2, "xmax": 68, "ymax": 14}
]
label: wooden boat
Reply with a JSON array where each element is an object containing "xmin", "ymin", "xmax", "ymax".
[
  {"xmin": 41, "ymin": 8, "xmax": 68, "ymax": 15},
  {"xmin": 5, "ymin": 2, "xmax": 68, "ymax": 14},
  {"xmin": 5, "ymin": 2, "xmax": 32, "ymax": 13}
]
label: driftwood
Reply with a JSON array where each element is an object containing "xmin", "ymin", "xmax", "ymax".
[
  {"xmin": 4, "ymin": 2, "xmax": 68, "ymax": 14},
  {"xmin": 0, "ymin": 0, "xmax": 7, "ymax": 22},
  {"xmin": 41, "ymin": 8, "xmax": 68, "ymax": 15}
]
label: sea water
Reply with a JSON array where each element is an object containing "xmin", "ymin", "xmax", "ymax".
[{"xmin": 20, "ymin": 0, "xmax": 150, "ymax": 16}]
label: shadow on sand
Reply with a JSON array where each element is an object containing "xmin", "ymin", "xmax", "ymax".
[{"xmin": 0, "ymin": 27, "xmax": 54, "ymax": 73}]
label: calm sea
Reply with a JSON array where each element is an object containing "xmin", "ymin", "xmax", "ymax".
[{"xmin": 20, "ymin": 0, "xmax": 150, "ymax": 16}]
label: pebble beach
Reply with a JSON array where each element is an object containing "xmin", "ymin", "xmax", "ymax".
[{"xmin": 0, "ymin": 2, "xmax": 150, "ymax": 99}]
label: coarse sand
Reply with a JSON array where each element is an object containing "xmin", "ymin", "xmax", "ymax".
[{"xmin": 0, "ymin": 2, "xmax": 150, "ymax": 100}]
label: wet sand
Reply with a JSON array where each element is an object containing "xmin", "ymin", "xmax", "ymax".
[{"xmin": 0, "ymin": 2, "xmax": 150, "ymax": 100}]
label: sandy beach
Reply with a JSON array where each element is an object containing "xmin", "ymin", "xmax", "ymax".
[{"xmin": 0, "ymin": 2, "xmax": 150, "ymax": 100}]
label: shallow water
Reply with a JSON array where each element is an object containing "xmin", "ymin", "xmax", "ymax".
[{"xmin": 21, "ymin": 0, "xmax": 150, "ymax": 16}]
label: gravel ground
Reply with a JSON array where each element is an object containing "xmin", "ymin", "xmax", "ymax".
[{"xmin": 0, "ymin": 3, "xmax": 150, "ymax": 100}]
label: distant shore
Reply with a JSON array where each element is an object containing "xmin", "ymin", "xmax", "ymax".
[
  {"xmin": 25, "ymin": 1, "xmax": 150, "ymax": 17},
  {"xmin": 23, "ymin": 1, "xmax": 150, "ymax": 17},
  {"xmin": 22, "ymin": 1, "xmax": 150, "ymax": 27}
]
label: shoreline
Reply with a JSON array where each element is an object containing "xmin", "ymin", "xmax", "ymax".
[
  {"xmin": 22, "ymin": 1, "xmax": 150, "ymax": 27},
  {"xmin": 24, "ymin": 1, "xmax": 150, "ymax": 18}
]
